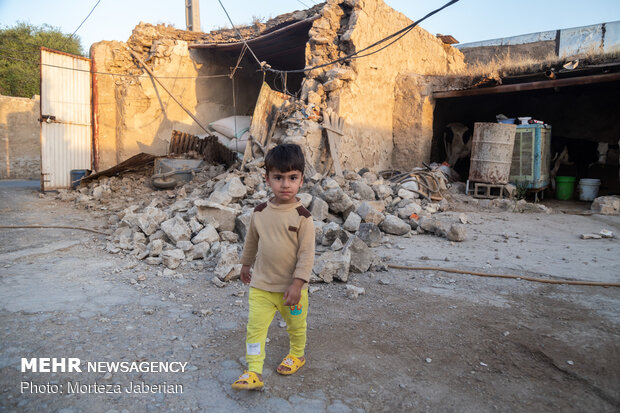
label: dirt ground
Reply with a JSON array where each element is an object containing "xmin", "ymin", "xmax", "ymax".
[{"xmin": 1, "ymin": 180, "xmax": 619, "ymax": 412}]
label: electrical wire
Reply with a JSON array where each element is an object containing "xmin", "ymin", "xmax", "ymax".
[
  {"xmin": 70, "ymin": 0, "xmax": 102, "ymax": 39},
  {"xmin": 295, "ymin": 0, "xmax": 310, "ymax": 8},
  {"xmin": 215, "ymin": 0, "xmax": 460, "ymax": 75},
  {"xmin": 0, "ymin": 52, "xmax": 232, "ymax": 79}
]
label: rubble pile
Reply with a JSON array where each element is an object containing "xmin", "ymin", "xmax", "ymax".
[{"xmin": 57, "ymin": 159, "xmax": 463, "ymax": 285}]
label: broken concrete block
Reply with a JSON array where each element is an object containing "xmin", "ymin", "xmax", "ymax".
[
  {"xmin": 447, "ymin": 224, "xmax": 467, "ymax": 242},
  {"xmin": 346, "ymin": 284, "xmax": 365, "ymax": 299},
  {"xmin": 580, "ymin": 233, "xmax": 602, "ymax": 240},
  {"xmin": 133, "ymin": 231, "xmax": 147, "ymax": 245},
  {"xmin": 176, "ymin": 240, "xmax": 194, "ymax": 252},
  {"xmin": 357, "ymin": 201, "xmax": 385, "ymax": 225},
  {"xmin": 397, "ymin": 203, "xmax": 422, "ymax": 219},
  {"xmin": 298, "ymin": 192, "xmax": 313, "ymax": 208},
  {"xmin": 591, "ymin": 196, "xmax": 620, "ymax": 215},
  {"xmin": 224, "ymin": 177, "xmax": 248, "ymax": 199},
  {"xmin": 310, "ymin": 197, "xmax": 329, "ymax": 221},
  {"xmin": 322, "ymin": 187, "xmax": 353, "ymax": 213},
  {"xmin": 312, "ymin": 249, "xmax": 351, "ymax": 283},
  {"xmin": 145, "ymin": 256, "xmax": 162, "ymax": 266},
  {"xmin": 186, "ymin": 242, "xmax": 210, "ymax": 260},
  {"xmin": 208, "ymin": 190, "xmax": 232, "ymax": 206},
  {"xmin": 380, "ymin": 215, "xmax": 411, "ymax": 236},
  {"xmin": 348, "ymin": 236, "xmax": 374, "ymax": 273},
  {"xmin": 212, "ymin": 276, "xmax": 226, "ymax": 288},
  {"xmin": 362, "ymin": 171, "xmax": 378, "ymax": 185},
  {"xmin": 215, "ymin": 244, "xmax": 240, "ymax": 281},
  {"xmin": 321, "ymin": 222, "xmax": 342, "ymax": 246},
  {"xmin": 192, "ymin": 224, "xmax": 220, "ymax": 244},
  {"xmin": 330, "ymin": 238, "xmax": 344, "ymax": 251},
  {"xmin": 357, "ymin": 223, "xmax": 382, "ymax": 247},
  {"xmin": 314, "ymin": 220, "xmax": 325, "ymax": 245},
  {"xmin": 219, "ymin": 231, "xmax": 239, "ymax": 243},
  {"xmin": 195, "ymin": 200, "xmax": 239, "ymax": 232},
  {"xmin": 343, "ymin": 212, "xmax": 362, "ymax": 232},
  {"xmin": 350, "ymin": 181, "xmax": 375, "ymax": 200},
  {"xmin": 235, "ymin": 211, "xmax": 252, "ymax": 240},
  {"xmin": 162, "ymin": 249, "xmax": 185, "ymax": 269},
  {"xmin": 160, "ymin": 215, "xmax": 191, "ymax": 245},
  {"xmin": 189, "ymin": 216, "xmax": 204, "ymax": 233},
  {"xmin": 148, "ymin": 239, "xmax": 164, "ymax": 257},
  {"xmin": 372, "ymin": 183, "xmax": 393, "ymax": 199},
  {"xmin": 397, "ymin": 188, "xmax": 416, "ymax": 200}
]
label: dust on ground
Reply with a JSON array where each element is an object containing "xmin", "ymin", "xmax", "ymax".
[{"xmin": 1, "ymin": 180, "xmax": 619, "ymax": 412}]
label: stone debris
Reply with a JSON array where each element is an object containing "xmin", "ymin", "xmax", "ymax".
[
  {"xmin": 591, "ymin": 196, "xmax": 620, "ymax": 215},
  {"xmin": 346, "ymin": 284, "xmax": 365, "ymax": 299},
  {"xmin": 581, "ymin": 229, "xmax": 614, "ymax": 240},
  {"xmin": 58, "ymin": 157, "xmax": 505, "ymax": 289}
]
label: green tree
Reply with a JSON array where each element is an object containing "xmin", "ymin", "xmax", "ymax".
[{"xmin": 0, "ymin": 22, "xmax": 83, "ymax": 98}]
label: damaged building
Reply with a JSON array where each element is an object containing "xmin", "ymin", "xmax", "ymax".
[{"xmin": 90, "ymin": 0, "xmax": 465, "ymax": 174}]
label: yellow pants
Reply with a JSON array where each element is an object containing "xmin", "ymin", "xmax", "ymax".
[{"xmin": 245, "ymin": 287, "xmax": 308, "ymax": 374}]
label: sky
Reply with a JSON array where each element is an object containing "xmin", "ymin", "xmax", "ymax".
[{"xmin": 0, "ymin": 0, "xmax": 619, "ymax": 53}]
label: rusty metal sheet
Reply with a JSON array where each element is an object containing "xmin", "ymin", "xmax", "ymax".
[
  {"xmin": 81, "ymin": 153, "xmax": 156, "ymax": 182},
  {"xmin": 169, "ymin": 130, "xmax": 235, "ymax": 168}
]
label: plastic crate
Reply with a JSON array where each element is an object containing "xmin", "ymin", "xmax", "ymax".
[{"xmin": 509, "ymin": 124, "xmax": 551, "ymax": 189}]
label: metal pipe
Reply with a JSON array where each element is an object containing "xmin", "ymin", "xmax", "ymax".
[{"xmin": 545, "ymin": 69, "xmax": 556, "ymax": 79}]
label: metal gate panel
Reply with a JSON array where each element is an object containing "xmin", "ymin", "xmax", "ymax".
[{"xmin": 40, "ymin": 48, "xmax": 91, "ymax": 190}]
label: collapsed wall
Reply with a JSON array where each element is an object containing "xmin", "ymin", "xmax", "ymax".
[
  {"xmin": 296, "ymin": 0, "xmax": 465, "ymax": 171},
  {"xmin": 91, "ymin": 24, "xmax": 263, "ymax": 170},
  {"xmin": 0, "ymin": 94, "xmax": 40, "ymax": 179}
]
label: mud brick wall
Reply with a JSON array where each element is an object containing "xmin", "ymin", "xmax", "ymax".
[{"xmin": 0, "ymin": 94, "xmax": 40, "ymax": 179}]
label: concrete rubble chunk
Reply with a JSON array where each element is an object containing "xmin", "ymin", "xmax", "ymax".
[
  {"xmin": 343, "ymin": 211, "xmax": 362, "ymax": 232},
  {"xmin": 346, "ymin": 284, "xmax": 365, "ymax": 299},
  {"xmin": 148, "ymin": 239, "xmax": 164, "ymax": 256},
  {"xmin": 321, "ymin": 222, "xmax": 342, "ymax": 246},
  {"xmin": 195, "ymin": 200, "xmax": 239, "ymax": 232},
  {"xmin": 591, "ymin": 196, "xmax": 620, "ymax": 215},
  {"xmin": 192, "ymin": 224, "xmax": 220, "ymax": 244},
  {"xmin": 397, "ymin": 203, "xmax": 422, "ymax": 220},
  {"xmin": 310, "ymin": 197, "xmax": 329, "ymax": 221},
  {"xmin": 348, "ymin": 236, "xmax": 375, "ymax": 273},
  {"xmin": 136, "ymin": 206, "xmax": 168, "ymax": 235},
  {"xmin": 314, "ymin": 221, "xmax": 325, "ymax": 245},
  {"xmin": 298, "ymin": 192, "xmax": 313, "ymax": 208},
  {"xmin": 161, "ymin": 249, "xmax": 185, "ymax": 269},
  {"xmin": 357, "ymin": 201, "xmax": 385, "ymax": 225},
  {"xmin": 235, "ymin": 211, "xmax": 252, "ymax": 240},
  {"xmin": 160, "ymin": 215, "xmax": 191, "ymax": 244},
  {"xmin": 212, "ymin": 276, "xmax": 227, "ymax": 288},
  {"xmin": 400, "ymin": 181, "xmax": 419, "ymax": 193},
  {"xmin": 176, "ymin": 240, "xmax": 194, "ymax": 252},
  {"xmin": 380, "ymin": 214, "xmax": 411, "ymax": 236},
  {"xmin": 186, "ymin": 242, "xmax": 210, "ymax": 260},
  {"xmin": 350, "ymin": 181, "xmax": 375, "ymax": 200},
  {"xmin": 312, "ymin": 249, "xmax": 351, "ymax": 283},
  {"xmin": 447, "ymin": 224, "xmax": 467, "ymax": 242},
  {"xmin": 418, "ymin": 217, "xmax": 447, "ymax": 237},
  {"xmin": 322, "ymin": 187, "xmax": 353, "ymax": 213},
  {"xmin": 219, "ymin": 231, "xmax": 239, "ymax": 243},
  {"xmin": 372, "ymin": 183, "xmax": 393, "ymax": 199},
  {"xmin": 357, "ymin": 223, "xmax": 382, "ymax": 247},
  {"xmin": 189, "ymin": 216, "xmax": 204, "ymax": 233},
  {"xmin": 397, "ymin": 188, "xmax": 417, "ymax": 200},
  {"xmin": 215, "ymin": 244, "xmax": 241, "ymax": 281}
]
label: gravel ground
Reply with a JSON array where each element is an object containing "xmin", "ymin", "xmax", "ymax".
[{"xmin": 1, "ymin": 181, "xmax": 619, "ymax": 412}]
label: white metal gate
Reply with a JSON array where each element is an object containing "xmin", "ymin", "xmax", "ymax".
[{"xmin": 40, "ymin": 47, "xmax": 92, "ymax": 190}]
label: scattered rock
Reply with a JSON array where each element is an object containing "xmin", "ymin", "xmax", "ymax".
[
  {"xmin": 160, "ymin": 215, "xmax": 191, "ymax": 244},
  {"xmin": 343, "ymin": 212, "xmax": 361, "ymax": 232},
  {"xmin": 591, "ymin": 196, "xmax": 620, "ymax": 215},
  {"xmin": 312, "ymin": 249, "xmax": 351, "ymax": 282},
  {"xmin": 357, "ymin": 223, "xmax": 382, "ymax": 247},
  {"xmin": 161, "ymin": 249, "xmax": 185, "ymax": 269},
  {"xmin": 380, "ymin": 215, "xmax": 411, "ymax": 235},
  {"xmin": 192, "ymin": 224, "xmax": 220, "ymax": 244},
  {"xmin": 310, "ymin": 197, "xmax": 329, "ymax": 221},
  {"xmin": 447, "ymin": 224, "xmax": 467, "ymax": 242},
  {"xmin": 215, "ymin": 244, "xmax": 241, "ymax": 281},
  {"xmin": 346, "ymin": 284, "xmax": 365, "ymax": 299},
  {"xmin": 357, "ymin": 202, "xmax": 384, "ymax": 225},
  {"xmin": 350, "ymin": 180, "xmax": 375, "ymax": 200},
  {"xmin": 211, "ymin": 277, "xmax": 226, "ymax": 288},
  {"xmin": 194, "ymin": 200, "xmax": 239, "ymax": 231}
]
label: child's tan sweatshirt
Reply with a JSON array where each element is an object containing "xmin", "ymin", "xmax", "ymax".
[{"xmin": 240, "ymin": 199, "xmax": 315, "ymax": 292}]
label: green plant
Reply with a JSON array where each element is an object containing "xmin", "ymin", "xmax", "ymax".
[
  {"xmin": 0, "ymin": 22, "xmax": 83, "ymax": 98},
  {"xmin": 514, "ymin": 180, "xmax": 530, "ymax": 200}
]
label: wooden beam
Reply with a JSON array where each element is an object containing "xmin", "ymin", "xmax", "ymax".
[{"xmin": 433, "ymin": 72, "xmax": 620, "ymax": 99}]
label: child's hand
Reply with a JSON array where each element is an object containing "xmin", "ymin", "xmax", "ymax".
[
  {"xmin": 240, "ymin": 265, "xmax": 252, "ymax": 284},
  {"xmin": 283, "ymin": 279, "xmax": 305, "ymax": 306}
]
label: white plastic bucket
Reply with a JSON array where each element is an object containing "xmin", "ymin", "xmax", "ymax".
[{"xmin": 578, "ymin": 178, "xmax": 601, "ymax": 201}]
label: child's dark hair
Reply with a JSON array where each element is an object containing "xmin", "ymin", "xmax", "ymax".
[{"xmin": 264, "ymin": 143, "xmax": 305, "ymax": 174}]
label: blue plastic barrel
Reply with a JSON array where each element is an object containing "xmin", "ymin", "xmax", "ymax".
[{"xmin": 70, "ymin": 169, "xmax": 88, "ymax": 189}]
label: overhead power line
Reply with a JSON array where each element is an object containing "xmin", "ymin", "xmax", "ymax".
[
  {"xmin": 70, "ymin": 0, "xmax": 102, "ymax": 39},
  {"xmin": 216, "ymin": 0, "xmax": 461, "ymax": 74}
]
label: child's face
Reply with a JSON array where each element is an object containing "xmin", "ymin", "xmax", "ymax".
[{"xmin": 265, "ymin": 169, "xmax": 303, "ymax": 204}]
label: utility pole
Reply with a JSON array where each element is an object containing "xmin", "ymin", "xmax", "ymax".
[{"xmin": 185, "ymin": 0, "xmax": 201, "ymax": 32}]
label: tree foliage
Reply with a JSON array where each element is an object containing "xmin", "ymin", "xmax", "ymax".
[{"xmin": 0, "ymin": 22, "xmax": 84, "ymax": 98}]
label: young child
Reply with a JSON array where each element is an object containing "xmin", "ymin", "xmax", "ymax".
[{"xmin": 231, "ymin": 143, "xmax": 315, "ymax": 391}]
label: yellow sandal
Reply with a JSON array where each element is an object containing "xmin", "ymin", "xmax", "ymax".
[
  {"xmin": 277, "ymin": 355, "xmax": 305, "ymax": 375},
  {"xmin": 231, "ymin": 371, "xmax": 264, "ymax": 390}
]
